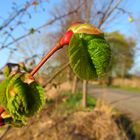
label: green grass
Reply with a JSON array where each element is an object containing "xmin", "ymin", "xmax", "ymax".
[
  {"xmin": 133, "ymin": 122, "xmax": 140, "ymax": 139},
  {"xmin": 46, "ymin": 91, "xmax": 96, "ymax": 114},
  {"xmin": 61, "ymin": 91, "xmax": 96, "ymax": 109},
  {"xmin": 111, "ymin": 85, "xmax": 140, "ymax": 93}
]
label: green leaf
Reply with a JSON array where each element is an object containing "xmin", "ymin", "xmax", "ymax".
[
  {"xmin": 68, "ymin": 33, "xmax": 97, "ymax": 80},
  {"xmin": 5, "ymin": 73, "xmax": 45, "ymax": 124},
  {"xmin": 3, "ymin": 65, "xmax": 11, "ymax": 77},
  {"xmin": 68, "ymin": 33, "xmax": 111, "ymax": 80},
  {"xmin": 0, "ymin": 77, "xmax": 11, "ymax": 108},
  {"xmin": 88, "ymin": 37, "xmax": 111, "ymax": 77}
]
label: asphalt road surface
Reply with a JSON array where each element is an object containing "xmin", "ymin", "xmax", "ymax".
[{"xmin": 88, "ymin": 85, "xmax": 140, "ymax": 121}]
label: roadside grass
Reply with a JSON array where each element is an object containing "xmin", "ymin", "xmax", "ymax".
[
  {"xmin": 115, "ymin": 113, "xmax": 140, "ymax": 139},
  {"xmin": 1, "ymin": 91, "xmax": 140, "ymax": 139},
  {"xmin": 61, "ymin": 91, "xmax": 96, "ymax": 108},
  {"xmin": 133, "ymin": 122, "xmax": 140, "ymax": 139},
  {"xmin": 46, "ymin": 91, "xmax": 140, "ymax": 139},
  {"xmin": 111, "ymin": 85, "xmax": 140, "ymax": 93},
  {"xmin": 46, "ymin": 91, "xmax": 97, "ymax": 114},
  {"xmin": 93, "ymin": 84, "xmax": 140, "ymax": 93}
]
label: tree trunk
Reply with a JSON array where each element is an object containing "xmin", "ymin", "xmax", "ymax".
[
  {"xmin": 82, "ymin": 80, "xmax": 88, "ymax": 107},
  {"xmin": 67, "ymin": 66, "xmax": 72, "ymax": 82},
  {"xmin": 72, "ymin": 76, "xmax": 78, "ymax": 93}
]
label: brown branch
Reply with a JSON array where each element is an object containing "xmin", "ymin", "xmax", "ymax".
[{"xmin": 30, "ymin": 44, "xmax": 61, "ymax": 76}]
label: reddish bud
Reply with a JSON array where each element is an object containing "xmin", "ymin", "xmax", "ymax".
[
  {"xmin": 0, "ymin": 107, "xmax": 6, "ymax": 126},
  {"xmin": 71, "ymin": 21, "xmax": 83, "ymax": 26},
  {"xmin": 0, "ymin": 107, "xmax": 5, "ymax": 114},
  {"xmin": 59, "ymin": 30, "xmax": 74, "ymax": 46}
]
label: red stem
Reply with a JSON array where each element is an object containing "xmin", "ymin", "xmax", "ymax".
[{"xmin": 30, "ymin": 43, "xmax": 61, "ymax": 76}]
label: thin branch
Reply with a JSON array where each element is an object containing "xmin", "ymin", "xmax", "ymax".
[
  {"xmin": 30, "ymin": 43, "xmax": 61, "ymax": 76},
  {"xmin": 0, "ymin": 0, "xmax": 36, "ymax": 31},
  {"xmin": 43, "ymin": 62, "xmax": 70, "ymax": 87},
  {"xmin": 0, "ymin": 8, "xmax": 26, "ymax": 31},
  {"xmin": 98, "ymin": 0, "xmax": 122, "ymax": 28},
  {"xmin": 97, "ymin": 0, "xmax": 114, "ymax": 28},
  {"xmin": 0, "ymin": 3, "xmax": 83, "ymax": 50},
  {"xmin": 105, "ymin": 0, "xmax": 123, "ymax": 19},
  {"xmin": 24, "ymin": 54, "xmax": 38, "ymax": 63}
]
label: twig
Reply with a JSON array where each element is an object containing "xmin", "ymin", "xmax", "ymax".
[
  {"xmin": 29, "ymin": 2, "xmax": 84, "ymax": 76},
  {"xmin": 97, "ymin": 0, "xmax": 114, "ymax": 28},
  {"xmin": 43, "ymin": 62, "xmax": 70, "ymax": 87},
  {"xmin": 30, "ymin": 43, "xmax": 61, "ymax": 76},
  {"xmin": 0, "ymin": 8, "xmax": 26, "ymax": 31},
  {"xmin": 0, "ymin": 3, "xmax": 83, "ymax": 50},
  {"xmin": 98, "ymin": 0, "xmax": 122, "ymax": 28}
]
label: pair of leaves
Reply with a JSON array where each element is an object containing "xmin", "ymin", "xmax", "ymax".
[
  {"xmin": 0, "ymin": 72, "xmax": 45, "ymax": 126},
  {"xmin": 68, "ymin": 33, "xmax": 111, "ymax": 80}
]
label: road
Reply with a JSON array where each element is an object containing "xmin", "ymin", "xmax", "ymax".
[{"xmin": 88, "ymin": 85, "xmax": 140, "ymax": 121}]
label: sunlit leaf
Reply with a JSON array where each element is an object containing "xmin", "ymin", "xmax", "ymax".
[
  {"xmin": 88, "ymin": 37, "xmax": 111, "ymax": 77},
  {"xmin": 68, "ymin": 33, "xmax": 97, "ymax": 80},
  {"xmin": 0, "ymin": 72, "xmax": 45, "ymax": 126},
  {"xmin": 68, "ymin": 33, "xmax": 111, "ymax": 80}
]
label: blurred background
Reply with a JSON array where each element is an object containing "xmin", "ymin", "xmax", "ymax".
[
  {"xmin": 0, "ymin": 0, "xmax": 140, "ymax": 140},
  {"xmin": 0, "ymin": 0, "xmax": 140, "ymax": 87}
]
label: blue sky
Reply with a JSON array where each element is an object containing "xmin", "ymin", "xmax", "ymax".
[
  {"xmin": 0, "ymin": 0, "xmax": 60, "ymax": 67},
  {"xmin": 0, "ymin": 0, "xmax": 140, "ymax": 74}
]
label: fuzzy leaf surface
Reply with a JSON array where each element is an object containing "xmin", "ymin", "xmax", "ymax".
[
  {"xmin": 0, "ymin": 73, "xmax": 45, "ymax": 126},
  {"xmin": 88, "ymin": 37, "xmax": 111, "ymax": 77},
  {"xmin": 6, "ymin": 73, "xmax": 45, "ymax": 122},
  {"xmin": 68, "ymin": 33, "xmax": 111, "ymax": 80}
]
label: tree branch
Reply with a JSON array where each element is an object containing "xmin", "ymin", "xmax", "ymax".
[
  {"xmin": 43, "ymin": 62, "xmax": 70, "ymax": 87},
  {"xmin": 98, "ymin": 0, "xmax": 122, "ymax": 28},
  {"xmin": 0, "ymin": 3, "xmax": 84, "ymax": 50}
]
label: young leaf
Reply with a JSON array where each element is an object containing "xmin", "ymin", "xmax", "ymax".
[
  {"xmin": 88, "ymin": 37, "xmax": 111, "ymax": 77},
  {"xmin": 0, "ymin": 72, "xmax": 45, "ymax": 125},
  {"xmin": 68, "ymin": 33, "xmax": 111, "ymax": 80},
  {"xmin": 3, "ymin": 65, "xmax": 11, "ymax": 77},
  {"xmin": 0, "ymin": 77, "xmax": 12, "ymax": 108},
  {"xmin": 68, "ymin": 33, "xmax": 97, "ymax": 80},
  {"xmin": 6, "ymin": 73, "xmax": 45, "ymax": 122}
]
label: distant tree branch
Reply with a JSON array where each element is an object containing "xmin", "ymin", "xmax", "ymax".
[
  {"xmin": 0, "ymin": 3, "xmax": 84, "ymax": 50},
  {"xmin": 0, "ymin": 8, "xmax": 26, "ymax": 31},
  {"xmin": 43, "ymin": 62, "xmax": 70, "ymax": 87},
  {"xmin": 98, "ymin": 0, "xmax": 122, "ymax": 28},
  {"xmin": 0, "ymin": 0, "xmax": 33, "ymax": 32}
]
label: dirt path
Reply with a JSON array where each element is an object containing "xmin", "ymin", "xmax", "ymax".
[{"xmin": 88, "ymin": 85, "xmax": 140, "ymax": 121}]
